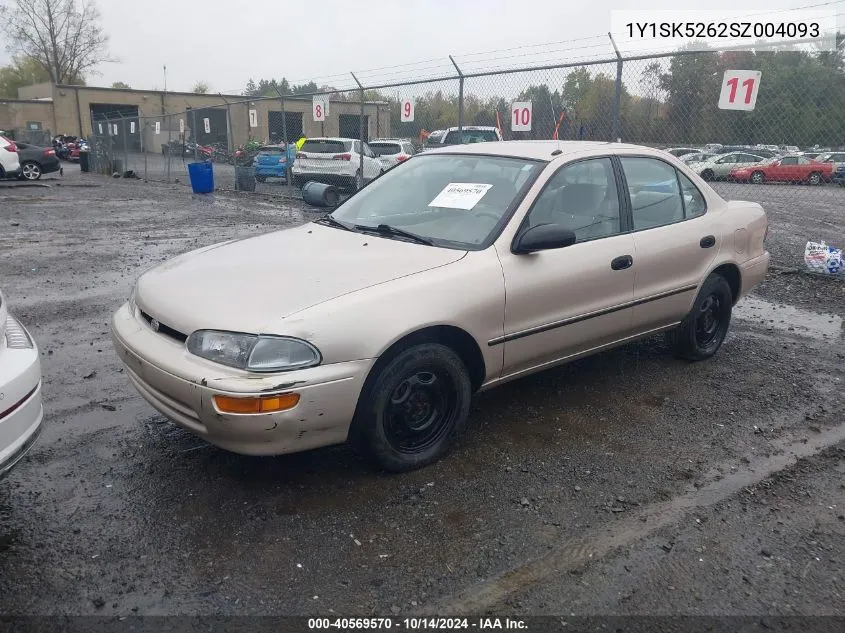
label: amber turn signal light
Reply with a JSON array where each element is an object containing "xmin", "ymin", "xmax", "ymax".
[{"xmin": 214, "ymin": 393, "xmax": 300, "ymax": 414}]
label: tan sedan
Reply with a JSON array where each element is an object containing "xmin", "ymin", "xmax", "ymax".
[{"xmin": 112, "ymin": 141, "xmax": 770, "ymax": 471}]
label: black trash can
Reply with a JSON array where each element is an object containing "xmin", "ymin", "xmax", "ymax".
[
  {"xmin": 235, "ymin": 166, "xmax": 256, "ymax": 192},
  {"xmin": 79, "ymin": 150, "xmax": 90, "ymax": 172}
]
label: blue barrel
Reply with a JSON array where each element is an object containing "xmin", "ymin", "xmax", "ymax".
[{"xmin": 187, "ymin": 161, "xmax": 214, "ymax": 194}]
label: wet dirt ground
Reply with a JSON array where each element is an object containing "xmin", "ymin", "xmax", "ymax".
[{"xmin": 0, "ymin": 168, "xmax": 843, "ymax": 618}]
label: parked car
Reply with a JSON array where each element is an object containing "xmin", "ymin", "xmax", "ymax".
[
  {"xmin": 814, "ymin": 151, "xmax": 845, "ymax": 168},
  {"xmin": 779, "ymin": 145, "xmax": 800, "ymax": 153},
  {"xmin": 680, "ymin": 152, "xmax": 716, "ymax": 164},
  {"xmin": 291, "ymin": 137, "xmax": 382, "ymax": 191},
  {"xmin": 253, "ymin": 144, "xmax": 297, "ymax": 182},
  {"xmin": 111, "ymin": 140, "xmax": 770, "ymax": 472},
  {"xmin": 832, "ymin": 164, "xmax": 845, "ymax": 185},
  {"xmin": 0, "ymin": 289, "xmax": 44, "ymax": 478},
  {"xmin": 730, "ymin": 155, "xmax": 833, "ymax": 184},
  {"xmin": 665, "ymin": 147, "xmax": 700, "ymax": 157},
  {"xmin": 687, "ymin": 151, "xmax": 766, "ymax": 181},
  {"xmin": 424, "ymin": 126, "xmax": 503, "ymax": 149},
  {"xmin": 0, "ymin": 135, "xmax": 21, "ymax": 179},
  {"xmin": 13, "ymin": 142, "xmax": 61, "ymax": 181},
  {"xmin": 368, "ymin": 138, "xmax": 416, "ymax": 170}
]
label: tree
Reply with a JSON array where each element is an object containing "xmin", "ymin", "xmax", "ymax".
[
  {"xmin": 192, "ymin": 81, "xmax": 209, "ymax": 94},
  {"xmin": 111, "ymin": 81, "xmax": 130, "ymax": 89},
  {"xmin": 0, "ymin": 0, "xmax": 111, "ymax": 84},
  {"xmin": 0, "ymin": 57, "xmax": 49, "ymax": 97}
]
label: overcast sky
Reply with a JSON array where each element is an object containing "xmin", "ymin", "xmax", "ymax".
[{"xmin": 0, "ymin": 0, "xmax": 833, "ymax": 93}]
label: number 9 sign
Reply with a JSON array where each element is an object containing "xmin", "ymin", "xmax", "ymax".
[
  {"xmin": 400, "ymin": 99, "xmax": 415, "ymax": 122},
  {"xmin": 511, "ymin": 101, "xmax": 532, "ymax": 132}
]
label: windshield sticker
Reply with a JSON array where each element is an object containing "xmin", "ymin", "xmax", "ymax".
[{"xmin": 428, "ymin": 183, "xmax": 493, "ymax": 210}]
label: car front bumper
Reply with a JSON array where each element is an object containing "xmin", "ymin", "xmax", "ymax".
[
  {"xmin": 111, "ymin": 302, "xmax": 373, "ymax": 456},
  {"xmin": 0, "ymin": 326, "xmax": 43, "ymax": 478}
]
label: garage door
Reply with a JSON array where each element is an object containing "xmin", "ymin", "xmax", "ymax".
[
  {"xmin": 339, "ymin": 115, "xmax": 369, "ymax": 142},
  {"xmin": 268, "ymin": 111, "xmax": 303, "ymax": 143},
  {"xmin": 90, "ymin": 104, "xmax": 140, "ymax": 151}
]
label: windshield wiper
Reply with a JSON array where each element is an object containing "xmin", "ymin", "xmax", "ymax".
[
  {"xmin": 355, "ymin": 223, "xmax": 434, "ymax": 246},
  {"xmin": 314, "ymin": 215, "xmax": 355, "ymax": 232}
]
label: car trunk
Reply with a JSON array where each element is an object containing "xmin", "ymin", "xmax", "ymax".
[{"xmin": 296, "ymin": 140, "xmax": 352, "ymax": 173}]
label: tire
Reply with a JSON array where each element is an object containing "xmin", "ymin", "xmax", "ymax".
[
  {"xmin": 20, "ymin": 161, "xmax": 42, "ymax": 181},
  {"xmin": 808, "ymin": 171, "xmax": 821, "ymax": 185},
  {"xmin": 750, "ymin": 171, "xmax": 765, "ymax": 184},
  {"xmin": 668, "ymin": 274, "xmax": 733, "ymax": 361},
  {"xmin": 700, "ymin": 169, "xmax": 715, "ymax": 181},
  {"xmin": 350, "ymin": 343, "xmax": 472, "ymax": 472},
  {"xmin": 255, "ymin": 176, "xmax": 266, "ymax": 183}
]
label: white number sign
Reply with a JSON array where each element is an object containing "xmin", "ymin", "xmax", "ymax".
[
  {"xmin": 511, "ymin": 101, "xmax": 532, "ymax": 131},
  {"xmin": 155, "ymin": 121, "xmax": 161, "ymax": 135},
  {"xmin": 718, "ymin": 70, "xmax": 762, "ymax": 111},
  {"xmin": 313, "ymin": 96, "xmax": 326, "ymax": 122},
  {"xmin": 113, "ymin": 124, "xmax": 118, "ymax": 136},
  {"xmin": 98, "ymin": 123, "xmax": 103, "ymax": 134},
  {"xmin": 249, "ymin": 109, "xmax": 258, "ymax": 128},
  {"xmin": 400, "ymin": 99, "xmax": 415, "ymax": 122},
  {"xmin": 179, "ymin": 119, "xmax": 185, "ymax": 134},
  {"xmin": 130, "ymin": 121, "xmax": 135, "ymax": 134},
  {"xmin": 203, "ymin": 118, "xmax": 210, "ymax": 134}
]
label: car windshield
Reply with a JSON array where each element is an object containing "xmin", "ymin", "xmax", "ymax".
[
  {"xmin": 328, "ymin": 154, "xmax": 544, "ymax": 250},
  {"xmin": 369, "ymin": 142, "xmax": 402, "ymax": 156},
  {"xmin": 443, "ymin": 129, "xmax": 499, "ymax": 144},
  {"xmin": 301, "ymin": 140, "xmax": 351, "ymax": 153}
]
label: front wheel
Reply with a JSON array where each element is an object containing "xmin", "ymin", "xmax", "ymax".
[
  {"xmin": 668, "ymin": 274, "xmax": 733, "ymax": 361},
  {"xmin": 350, "ymin": 343, "xmax": 472, "ymax": 472},
  {"xmin": 808, "ymin": 171, "xmax": 821, "ymax": 185},
  {"xmin": 700, "ymin": 169, "xmax": 715, "ymax": 181}
]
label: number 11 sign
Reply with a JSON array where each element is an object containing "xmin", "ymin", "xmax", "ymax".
[{"xmin": 718, "ymin": 70, "xmax": 762, "ymax": 111}]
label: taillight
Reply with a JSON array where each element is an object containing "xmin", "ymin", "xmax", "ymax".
[
  {"xmin": 396, "ymin": 154, "xmax": 409, "ymax": 162},
  {"xmin": 332, "ymin": 153, "xmax": 351, "ymax": 161},
  {"xmin": 296, "ymin": 152, "xmax": 306, "ymax": 159},
  {"xmin": 278, "ymin": 157, "xmax": 286, "ymax": 164},
  {"xmin": 6, "ymin": 143, "xmax": 17, "ymax": 153},
  {"xmin": 44, "ymin": 149, "xmax": 55, "ymax": 156}
]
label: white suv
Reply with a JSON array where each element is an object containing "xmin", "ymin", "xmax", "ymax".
[
  {"xmin": 423, "ymin": 126, "xmax": 503, "ymax": 150},
  {"xmin": 292, "ymin": 137, "xmax": 383, "ymax": 191},
  {"xmin": 369, "ymin": 138, "xmax": 416, "ymax": 170},
  {"xmin": 0, "ymin": 135, "xmax": 21, "ymax": 179},
  {"xmin": 0, "ymin": 288, "xmax": 43, "ymax": 478}
]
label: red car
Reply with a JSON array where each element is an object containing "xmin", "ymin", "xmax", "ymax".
[{"xmin": 730, "ymin": 155, "xmax": 833, "ymax": 185}]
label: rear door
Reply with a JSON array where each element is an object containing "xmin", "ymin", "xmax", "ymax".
[{"xmin": 620, "ymin": 156, "xmax": 718, "ymax": 332}]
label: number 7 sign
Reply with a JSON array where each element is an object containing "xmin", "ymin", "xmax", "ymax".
[{"xmin": 718, "ymin": 70, "xmax": 762, "ymax": 111}]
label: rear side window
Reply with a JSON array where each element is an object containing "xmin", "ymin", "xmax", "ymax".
[
  {"xmin": 369, "ymin": 143, "xmax": 401, "ymax": 156},
  {"xmin": 620, "ymin": 157, "xmax": 684, "ymax": 230},
  {"xmin": 678, "ymin": 172, "xmax": 706, "ymax": 218},
  {"xmin": 300, "ymin": 140, "xmax": 349, "ymax": 154}
]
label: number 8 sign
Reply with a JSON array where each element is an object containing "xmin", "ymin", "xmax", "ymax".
[
  {"xmin": 400, "ymin": 99, "xmax": 415, "ymax": 123},
  {"xmin": 718, "ymin": 70, "xmax": 762, "ymax": 111},
  {"xmin": 511, "ymin": 101, "xmax": 532, "ymax": 131},
  {"xmin": 313, "ymin": 96, "xmax": 326, "ymax": 122}
]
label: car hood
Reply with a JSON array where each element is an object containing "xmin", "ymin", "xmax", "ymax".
[{"xmin": 136, "ymin": 223, "xmax": 466, "ymax": 335}]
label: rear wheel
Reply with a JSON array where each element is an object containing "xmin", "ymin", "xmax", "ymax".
[
  {"xmin": 255, "ymin": 176, "xmax": 266, "ymax": 183},
  {"xmin": 808, "ymin": 171, "xmax": 821, "ymax": 185},
  {"xmin": 668, "ymin": 274, "xmax": 733, "ymax": 361},
  {"xmin": 700, "ymin": 169, "xmax": 715, "ymax": 181},
  {"xmin": 750, "ymin": 171, "xmax": 765, "ymax": 184},
  {"xmin": 20, "ymin": 162, "xmax": 42, "ymax": 181},
  {"xmin": 350, "ymin": 343, "xmax": 471, "ymax": 472}
]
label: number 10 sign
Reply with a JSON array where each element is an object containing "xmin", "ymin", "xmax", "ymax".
[{"xmin": 718, "ymin": 70, "xmax": 762, "ymax": 111}]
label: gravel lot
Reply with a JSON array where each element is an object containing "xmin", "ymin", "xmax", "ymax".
[{"xmin": 0, "ymin": 165, "xmax": 843, "ymax": 621}]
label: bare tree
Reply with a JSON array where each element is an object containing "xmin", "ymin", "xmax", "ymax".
[{"xmin": 0, "ymin": 0, "xmax": 111, "ymax": 84}]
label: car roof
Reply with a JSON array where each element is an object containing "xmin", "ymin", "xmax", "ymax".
[
  {"xmin": 420, "ymin": 140, "xmax": 660, "ymax": 161},
  {"xmin": 444, "ymin": 126, "xmax": 499, "ymax": 132},
  {"xmin": 303, "ymin": 137, "xmax": 355, "ymax": 142}
]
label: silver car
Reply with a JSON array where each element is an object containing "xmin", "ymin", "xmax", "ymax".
[{"xmin": 688, "ymin": 152, "xmax": 766, "ymax": 181}]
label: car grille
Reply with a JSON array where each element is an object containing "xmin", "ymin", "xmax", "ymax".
[{"xmin": 139, "ymin": 310, "xmax": 188, "ymax": 343}]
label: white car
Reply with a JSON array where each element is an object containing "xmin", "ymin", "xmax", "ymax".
[
  {"xmin": 688, "ymin": 151, "xmax": 766, "ymax": 181},
  {"xmin": 423, "ymin": 126, "xmax": 503, "ymax": 150},
  {"xmin": 681, "ymin": 152, "xmax": 716, "ymax": 164},
  {"xmin": 369, "ymin": 138, "xmax": 416, "ymax": 170},
  {"xmin": 0, "ymin": 289, "xmax": 43, "ymax": 478},
  {"xmin": 292, "ymin": 137, "xmax": 383, "ymax": 191},
  {"xmin": 815, "ymin": 151, "xmax": 845, "ymax": 168},
  {"xmin": 0, "ymin": 135, "xmax": 21, "ymax": 179}
]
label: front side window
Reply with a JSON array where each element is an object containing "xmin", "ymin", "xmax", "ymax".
[
  {"xmin": 524, "ymin": 158, "xmax": 621, "ymax": 242},
  {"xmin": 329, "ymin": 154, "xmax": 544, "ymax": 249},
  {"xmin": 620, "ymin": 157, "xmax": 684, "ymax": 230}
]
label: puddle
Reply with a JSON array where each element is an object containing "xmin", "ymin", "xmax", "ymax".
[{"xmin": 734, "ymin": 295, "xmax": 842, "ymax": 341}]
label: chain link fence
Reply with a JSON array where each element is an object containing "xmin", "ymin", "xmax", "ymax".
[{"xmin": 78, "ymin": 46, "xmax": 845, "ymax": 209}]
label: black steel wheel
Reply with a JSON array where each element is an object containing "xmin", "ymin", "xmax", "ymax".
[{"xmin": 669, "ymin": 274, "xmax": 733, "ymax": 361}]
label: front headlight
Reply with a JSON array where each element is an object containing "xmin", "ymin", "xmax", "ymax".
[{"xmin": 186, "ymin": 330, "xmax": 321, "ymax": 372}]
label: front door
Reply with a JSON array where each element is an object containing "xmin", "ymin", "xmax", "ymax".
[{"xmin": 496, "ymin": 157, "xmax": 637, "ymax": 379}]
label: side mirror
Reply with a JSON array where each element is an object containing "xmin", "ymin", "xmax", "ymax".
[{"xmin": 513, "ymin": 224, "xmax": 577, "ymax": 254}]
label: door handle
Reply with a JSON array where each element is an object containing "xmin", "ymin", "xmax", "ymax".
[
  {"xmin": 700, "ymin": 235, "xmax": 716, "ymax": 248},
  {"xmin": 610, "ymin": 255, "xmax": 633, "ymax": 271}
]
